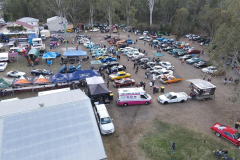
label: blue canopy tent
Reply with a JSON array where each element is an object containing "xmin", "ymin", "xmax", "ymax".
[
  {"xmin": 63, "ymin": 50, "xmax": 87, "ymax": 64},
  {"xmin": 68, "ymin": 70, "xmax": 100, "ymax": 81},
  {"xmin": 42, "ymin": 52, "xmax": 57, "ymax": 65},
  {"xmin": 28, "ymin": 33, "xmax": 38, "ymax": 45},
  {"xmin": 51, "ymin": 73, "xmax": 69, "ymax": 83}
]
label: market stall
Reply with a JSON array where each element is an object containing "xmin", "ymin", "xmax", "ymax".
[
  {"xmin": 0, "ymin": 78, "xmax": 12, "ymax": 88},
  {"xmin": 12, "ymin": 76, "xmax": 32, "ymax": 86},
  {"xmin": 67, "ymin": 70, "xmax": 100, "ymax": 82},
  {"xmin": 187, "ymin": 79, "xmax": 216, "ymax": 101},
  {"xmin": 32, "ymin": 75, "xmax": 51, "ymax": 85},
  {"xmin": 63, "ymin": 50, "xmax": 87, "ymax": 64},
  {"xmin": 42, "ymin": 52, "xmax": 57, "ymax": 65},
  {"xmin": 51, "ymin": 73, "xmax": 69, "ymax": 83}
]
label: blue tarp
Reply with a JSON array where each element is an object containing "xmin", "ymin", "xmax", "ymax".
[
  {"xmin": 28, "ymin": 33, "xmax": 38, "ymax": 45},
  {"xmin": 51, "ymin": 73, "xmax": 69, "ymax": 83},
  {"xmin": 42, "ymin": 52, "xmax": 57, "ymax": 59},
  {"xmin": 63, "ymin": 50, "xmax": 87, "ymax": 57},
  {"xmin": 68, "ymin": 70, "xmax": 100, "ymax": 81}
]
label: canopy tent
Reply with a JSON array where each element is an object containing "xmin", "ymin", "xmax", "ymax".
[
  {"xmin": 187, "ymin": 79, "xmax": 216, "ymax": 90},
  {"xmin": 51, "ymin": 73, "xmax": 69, "ymax": 83},
  {"xmin": 90, "ymin": 60, "xmax": 102, "ymax": 65},
  {"xmin": 86, "ymin": 76, "xmax": 104, "ymax": 85},
  {"xmin": 63, "ymin": 50, "xmax": 87, "ymax": 57},
  {"xmin": 42, "ymin": 52, "xmax": 57, "ymax": 66},
  {"xmin": 0, "ymin": 78, "xmax": 12, "ymax": 88},
  {"xmin": 88, "ymin": 83, "xmax": 109, "ymax": 96},
  {"xmin": 32, "ymin": 75, "xmax": 51, "ymax": 85},
  {"xmin": 12, "ymin": 76, "xmax": 32, "ymax": 86},
  {"xmin": 28, "ymin": 33, "xmax": 38, "ymax": 45},
  {"xmin": 153, "ymin": 52, "xmax": 165, "ymax": 57},
  {"xmin": 68, "ymin": 70, "xmax": 100, "ymax": 81}
]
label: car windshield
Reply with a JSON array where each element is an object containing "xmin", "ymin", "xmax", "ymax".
[
  {"xmin": 101, "ymin": 117, "xmax": 111, "ymax": 124},
  {"xmin": 119, "ymin": 79, "xmax": 125, "ymax": 83},
  {"xmin": 116, "ymin": 73, "xmax": 120, "ymax": 76},
  {"xmin": 144, "ymin": 93, "xmax": 148, "ymax": 98},
  {"xmin": 234, "ymin": 132, "xmax": 240, "ymax": 139},
  {"xmin": 165, "ymin": 93, "xmax": 172, "ymax": 99}
]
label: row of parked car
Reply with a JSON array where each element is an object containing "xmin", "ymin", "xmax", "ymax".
[{"xmin": 185, "ymin": 34, "xmax": 211, "ymax": 45}]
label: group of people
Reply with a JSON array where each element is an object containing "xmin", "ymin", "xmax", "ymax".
[
  {"xmin": 224, "ymin": 77, "xmax": 239, "ymax": 85},
  {"xmin": 0, "ymin": 90, "xmax": 9, "ymax": 96},
  {"xmin": 214, "ymin": 149, "xmax": 229, "ymax": 159},
  {"xmin": 203, "ymin": 77, "xmax": 211, "ymax": 82}
]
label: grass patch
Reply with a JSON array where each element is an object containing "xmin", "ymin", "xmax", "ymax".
[{"xmin": 139, "ymin": 120, "xmax": 238, "ymax": 160}]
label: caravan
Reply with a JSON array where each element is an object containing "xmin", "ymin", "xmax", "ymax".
[{"xmin": 117, "ymin": 88, "xmax": 152, "ymax": 107}]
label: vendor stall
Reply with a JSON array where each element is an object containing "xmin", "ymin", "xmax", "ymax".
[
  {"xmin": 28, "ymin": 48, "xmax": 39, "ymax": 61},
  {"xmin": 42, "ymin": 52, "xmax": 57, "ymax": 65},
  {"xmin": 68, "ymin": 70, "xmax": 100, "ymax": 81},
  {"xmin": 187, "ymin": 79, "xmax": 216, "ymax": 101},
  {"xmin": 63, "ymin": 50, "xmax": 87, "ymax": 64},
  {"xmin": 0, "ymin": 78, "xmax": 12, "ymax": 88},
  {"xmin": 12, "ymin": 76, "xmax": 32, "ymax": 86},
  {"xmin": 32, "ymin": 75, "xmax": 51, "ymax": 85},
  {"xmin": 51, "ymin": 73, "xmax": 69, "ymax": 83}
]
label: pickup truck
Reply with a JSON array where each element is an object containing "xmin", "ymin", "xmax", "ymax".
[
  {"xmin": 158, "ymin": 92, "xmax": 189, "ymax": 104},
  {"xmin": 59, "ymin": 64, "xmax": 82, "ymax": 73},
  {"xmin": 160, "ymin": 75, "xmax": 183, "ymax": 84}
]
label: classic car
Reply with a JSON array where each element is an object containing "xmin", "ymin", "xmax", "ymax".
[
  {"xmin": 31, "ymin": 69, "xmax": 53, "ymax": 76},
  {"xmin": 106, "ymin": 65, "xmax": 126, "ymax": 74},
  {"xmin": 193, "ymin": 61, "xmax": 208, "ymax": 68},
  {"xmin": 113, "ymin": 78, "xmax": 135, "ymax": 87},
  {"xmin": 158, "ymin": 92, "xmax": 189, "ymax": 104},
  {"xmin": 139, "ymin": 58, "xmax": 150, "ymax": 64},
  {"xmin": 101, "ymin": 61, "xmax": 119, "ymax": 69},
  {"xmin": 0, "ymin": 62, "xmax": 8, "ymax": 72},
  {"xmin": 211, "ymin": 122, "xmax": 240, "ymax": 149},
  {"xmin": 49, "ymin": 37, "xmax": 59, "ymax": 41},
  {"xmin": 101, "ymin": 57, "xmax": 116, "ymax": 63},
  {"xmin": 202, "ymin": 66, "xmax": 217, "ymax": 73},
  {"xmin": 147, "ymin": 65, "xmax": 163, "ymax": 72},
  {"xmin": 6, "ymin": 71, "xmax": 26, "ymax": 77},
  {"xmin": 155, "ymin": 70, "xmax": 173, "ymax": 79},
  {"xmin": 163, "ymin": 46, "xmax": 173, "ymax": 51},
  {"xmin": 160, "ymin": 75, "xmax": 183, "ymax": 84},
  {"xmin": 163, "ymin": 32, "xmax": 170, "ymax": 36},
  {"xmin": 159, "ymin": 61, "xmax": 174, "ymax": 70},
  {"xmin": 89, "ymin": 28, "xmax": 99, "ymax": 32},
  {"xmin": 66, "ymin": 29, "xmax": 74, "ymax": 32},
  {"xmin": 179, "ymin": 55, "xmax": 193, "ymax": 61},
  {"xmin": 186, "ymin": 49, "xmax": 201, "ymax": 54},
  {"xmin": 141, "ymin": 62, "xmax": 157, "ymax": 69},
  {"xmin": 186, "ymin": 57, "xmax": 203, "ymax": 64},
  {"xmin": 109, "ymin": 71, "xmax": 131, "ymax": 80},
  {"xmin": 95, "ymin": 54, "xmax": 112, "ymax": 60}
]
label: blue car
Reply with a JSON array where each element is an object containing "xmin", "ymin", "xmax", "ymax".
[
  {"xmin": 156, "ymin": 37, "xmax": 164, "ymax": 41},
  {"xmin": 128, "ymin": 39, "xmax": 132, "ymax": 44},
  {"xmin": 101, "ymin": 57, "xmax": 116, "ymax": 63},
  {"xmin": 119, "ymin": 24, "xmax": 125, "ymax": 27}
]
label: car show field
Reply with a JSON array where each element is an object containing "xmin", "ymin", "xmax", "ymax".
[{"xmin": 0, "ymin": 30, "xmax": 239, "ymax": 160}]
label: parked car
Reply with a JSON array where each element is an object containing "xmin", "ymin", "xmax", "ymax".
[
  {"xmin": 100, "ymin": 57, "xmax": 116, "ymax": 63},
  {"xmin": 179, "ymin": 55, "xmax": 193, "ymax": 61},
  {"xmin": 163, "ymin": 46, "xmax": 173, "ymax": 51},
  {"xmin": 202, "ymin": 66, "xmax": 217, "ymax": 73},
  {"xmin": 127, "ymin": 39, "xmax": 133, "ymax": 44},
  {"xmin": 49, "ymin": 37, "xmax": 59, "ymax": 41},
  {"xmin": 141, "ymin": 62, "xmax": 156, "ymax": 69},
  {"xmin": 109, "ymin": 71, "xmax": 131, "ymax": 80},
  {"xmin": 160, "ymin": 75, "xmax": 183, "ymax": 84},
  {"xmin": 139, "ymin": 58, "xmax": 150, "ymax": 64},
  {"xmin": 113, "ymin": 78, "xmax": 135, "ymax": 88},
  {"xmin": 6, "ymin": 71, "xmax": 26, "ymax": 77},
  {"xmin": 211, "ymin": 122, "xmax": 240, "ymax": 149},
  {"xmin": 90, "ymin": 28, "xmax": 99, "ymax": 32},
  {"xmin": 104, "ymin": 35, "xmax": 111, "ymax": 40},
  {"xmin": 0, "ymin": 62, "xmax": 7, "ymax": 71},
  {"xmin": 186, "ymin": 57, "xmax": 203, "ymax": 64},
  {"xmin": 147, "ymin": 65, "xmax": 163, "ymax": 72},
  {"xmin": 159, "ymin": 61, "xmax": 174, "ymax": 70},
  {"xmin": 155, "ymin": 70, "xmax": 173, "ymax": 79},
  {"xmin": 186, "ymin": 49, "xmax": 201, "ymax": 54},
  {"xmin": 31, "ymin": 69, "xmax": 53, "ymax": 76},
  {"xmin": 94, "ymin": 104, "xmax": 114, "ymax": 135},
  {"xmin": 158, "ymin": 92, "xmax": 189, "ymax": 104},
  {"xmin": 193, "ymin": 61, "xmax": 208, "ymax": 68},
  {"xmin": 184, "ymin": 46, "xmax": 194, "ymax": 51},
  {"xmin": 106, "ymin": 65, "xmax": 126, "ymax": 74},
  {"xmin": 101, "ymin": 61, "xmax": 119, "ymax": 69},
  {"xmin": 210, "ymin": 70, "xmax": 226, "ymax": 76}
]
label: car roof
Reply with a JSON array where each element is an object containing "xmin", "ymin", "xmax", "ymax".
[
  {"xmin": 123, "ymin": 78, "xmax": 130, "ymax": 81},
  {"xmin": 220, "ymin": 125, "xmax": 237, "ymax": 135},
  {"xmin": 118, "ymin": 71, "xmax": 126, "ymax": 74},
  {"xmin": 96, "ymin": 104, "xmax": 109, "ymax": 118}
]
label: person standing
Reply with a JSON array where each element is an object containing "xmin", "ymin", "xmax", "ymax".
[
  {"xmin": 224, "ymin": 77, "xmax": 227, "ymax": 85},
  {"xmin": 149, "ymin": 81, "xmax": 152, "ymax": 88},
  {"xmin": 203, "ymin": 77, "xmax": 205, "ymax": 80},
  {"xmin": 153, "ymin": 87, "xmax": 156, "ymax": 94},
  {"xmin": 107, "ymin": 80, "xmax": 109, "ymax": 88},
  {"xmin": 171, "ymin": 143, "xmax": 175, "ymax": 155},
  {"xmin": 133, "ymin": 63, "xmax": 136, "ymax": 69},
  {"xmin": 152, "ymin": 80, "xmax": 155, "ymax": 86},
  {"xmin": 181, "ymin": 59, "xmax": 184, "ymax": 64},
  {"xmin": 135, "ymin": 67, "xmax": 138, "ymax": 74},
  {"xmin": 136, "ymin": 39, "xmax": 138, "ymax": 43},
  {"xmin": 143, "ymin": 82, "xmax": 146, "ymax": 90},
  {"xmin": 127, "ymin": 57, "xmax": 129, "ymax": 61},
  {"xmin": 119, "ymin": 55, "xmax": 121, "ymax": 60}
]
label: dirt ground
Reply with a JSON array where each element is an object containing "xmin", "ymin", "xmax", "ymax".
[{"xmin": 1, "ymin": 30, "xmax": 240, "ymax": 159}]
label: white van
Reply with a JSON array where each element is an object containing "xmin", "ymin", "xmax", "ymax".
[
  {"xmin": 93, "ymin": 104, "xmax": 115, "ymax": 135},
  {"xmin": 117, "ymin": 88, "xmax": 152, "ymax": 107}
]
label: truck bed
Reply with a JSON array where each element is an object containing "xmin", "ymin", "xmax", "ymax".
[{"xmin": 174, "ymin": 75, "xmax": 182, "ymax": 79}]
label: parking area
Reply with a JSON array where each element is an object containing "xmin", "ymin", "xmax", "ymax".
[{"xmin": 1, "ymin": 30, "xmax": 239, "ymax": 159}]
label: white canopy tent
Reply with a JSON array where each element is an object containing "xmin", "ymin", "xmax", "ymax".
[{"xmin": 86, "ymin": 76, "xmax": 105, "ymax": 85}]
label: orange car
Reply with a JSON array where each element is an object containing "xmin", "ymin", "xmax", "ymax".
[
  {"xmin": 115, "ymin": 40, "xmax": 125, "ymax": 46},
  {"xmin": 178, "ymin": 45, "xmax": 185, "ymax": 49},
  {"xmin": 160, "ymin": 75, "xmax": 183, "ymax": 84}
]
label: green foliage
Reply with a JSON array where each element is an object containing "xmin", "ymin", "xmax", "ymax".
[
  {"xmin": 139, "ymin": 120, "xmax": 238, "ymax": 160},
  {"xmin": 7, "ymin": 25, "xmax": 27, "ymax": 32}
]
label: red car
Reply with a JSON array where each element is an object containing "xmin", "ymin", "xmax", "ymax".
[
  {"xmin": 113, "ymin": 78, "xmax": 135, "ymax": 88},
  {"xmin": 109, "ymin": 40, "xmax": 116, "ymax": 44},
  {"xmin": 152, "ymin": 35, "xmax": 160, "ymax": 39},
  {"xmin": 211, "ymin": 122, "xmax": 240, "ymax": 149},
  {"xmin": 186, "ymin": 49, "xmax": 201, "ymax": 54}
]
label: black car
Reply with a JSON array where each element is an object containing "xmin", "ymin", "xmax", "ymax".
[
  {"xmin": 197, "ymin": 38, "xmax": 206, "ymax": 43},
  {"xmin": 193, "ymin": 61, "xmax": 209, "ymax": 68},
  {"xmin": 101, "ymin": 61, "xmax": 119, "ymax": 69},
  {"xmin": 118, "ymin": 43, "xmax": 128, "ymax": 48},
  {"xmin": 31, "ymin": 69, "xmax": 53, "ymax": 76},
  {"xmin": 104, "ymin": 35, "xmax": 111, "ymax": 40},
  {"xmin": 50, "ymin": 37, "xmax": 59, "ymax": 41},
  {"xmin": 106, "ymin": 65, "xmax": 126, "ymax": 74}
]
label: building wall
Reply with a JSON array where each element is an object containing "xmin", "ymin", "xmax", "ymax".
[{"xmin": 0, "ymin": 23, "xmax": 33, "ymax": 33}]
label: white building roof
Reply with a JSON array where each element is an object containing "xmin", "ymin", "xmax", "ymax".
[
  {"xmin": 0, "ymin": 89, "xmax": 107, "ymax": 160},
  {"xmin": 47, "ymin": 16, "xmax": 67, "ymax": 23},
  {"xmin": 18, "ymin": 17, "xmax": 39, "ymax": 23}
]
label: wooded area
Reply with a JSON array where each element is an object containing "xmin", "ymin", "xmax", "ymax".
[{"xmin": 2, "ymin": 0, "xmax": 240, "ymax": 69}]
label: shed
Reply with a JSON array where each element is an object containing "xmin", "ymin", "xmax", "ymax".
[
  {"xmin": 40, "ymin": 30, "xmax": 50, "ymax": 37},
  {"xmin": 0, "ymin": 89, "xmax": 107, "ymax": 160},
  {"xmin": 47, "ymin": 16, "xmax": 67, "ymax": 31}
]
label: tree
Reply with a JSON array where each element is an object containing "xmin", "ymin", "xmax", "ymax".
[
  {"xmin": 88, "ymin": 0, "xmax": 96, "ymax": 30},
  {"xmin": 68, "ymin": 0, "xmax": 86, "ymax": 26},
  {"xmin": 172, "ymin": 7, "xmax": 189, "ymax": 39},
  {"xmin": 148, "ymin": 0, "xmax": 155, "ymax": 25},
  {"xmin": 7, "ymin": 25, "xmax": 27, "ymax": 32}
]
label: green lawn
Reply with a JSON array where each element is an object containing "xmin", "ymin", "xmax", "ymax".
[{"xmin": 139, "ymin": 120, "xmax": 239, "ymax": 160}]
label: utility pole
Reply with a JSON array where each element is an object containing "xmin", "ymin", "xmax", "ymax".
[{"xmin": 62, "ymin": 14, "xmax": 68, "ymax": 51}]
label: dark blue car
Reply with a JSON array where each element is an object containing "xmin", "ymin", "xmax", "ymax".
[{"xmin": 101, "ymin": 57, "xmax": 116, "ymax": 63}]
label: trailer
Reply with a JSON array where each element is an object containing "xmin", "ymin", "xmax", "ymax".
[{"xmin": 187, "ymin": 79, "xmax": 216, "ymax": 101}]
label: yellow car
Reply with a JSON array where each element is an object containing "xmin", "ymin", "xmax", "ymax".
[
  {"xmin": 109, "ymin": 71, "xmax": 131, "ymax": 80},
  {"xmin": 66, "ymin": 29, "xmax": 74, "ymax": 32},
  {"xmin": 95, "ymin": 54, "xmax": 113, "ymax": 60}
]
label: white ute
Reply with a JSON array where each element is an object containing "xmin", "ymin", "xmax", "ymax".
[
  {"xmin": 93, "ymin": 104, "xmax": 115, "ymax": 134},
  {"xmin": 158, "ymin": 92, "xmax": 189, "ymax": 104}
]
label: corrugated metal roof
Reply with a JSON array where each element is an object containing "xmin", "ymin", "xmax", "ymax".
[{"xmin": 0, "ymin": 89, "xmax": 107, "ymax": 160}]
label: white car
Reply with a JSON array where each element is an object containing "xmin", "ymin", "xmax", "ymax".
[
  {"xmin": 159, "ymin": 61, "xmax": 174, "ymax": 70},
  {"xmin": 158, "ymin": 92, "xmax": 189, "ymax": 104},
  {"xmin": 147, "ymin": 65, "xmax": 163, "ymax": 72},
  {"xmin": 6, "ymin": 71, "xmax": 26, "ymax": 77},
  {"xmin": 139, "ymin": 36, "xmax": 150, "ymax": 40},
  {"xmin": 143, "ymin": 31, "xmax": 149, "ymax": 35},
  {"xmin": 90, "ymin": 28, "xmax": 99, "ymax": 32},
  {"xmin": 202, "ymin": 66, "xmax": 217, "ymax": 74},
  {"xmin": 0, "ymin": 62, "xmax": 7, "ymax": 71},
  {"xmin": 155, "ymin": 70, "xmax": 173, "ymax": 79},
  {"xmin": 93, "ymin": 104, "xmax": 114, "ymax": 135}
]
